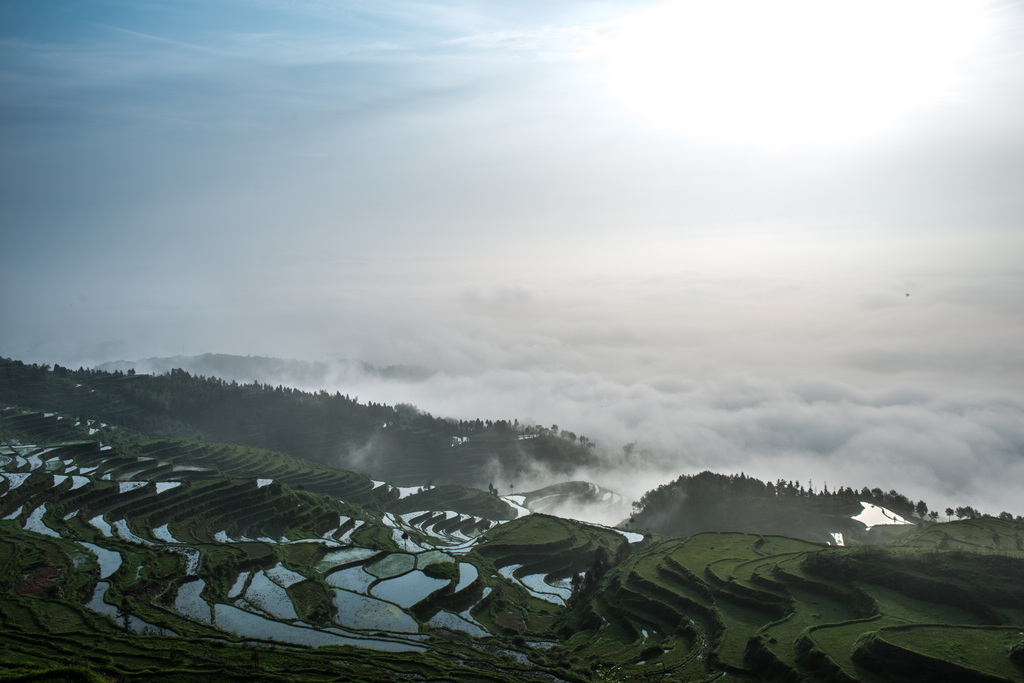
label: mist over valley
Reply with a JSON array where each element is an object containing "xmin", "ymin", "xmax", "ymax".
[{"xmin": 93, "ymin": 343, "xmax": 1024, "ymax": 526}]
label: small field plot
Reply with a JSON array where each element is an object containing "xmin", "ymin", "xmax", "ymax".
[
  {"xmin": 365, "ymin": 553, "xmax": 415, "ymax": 579},
  {"xmin": 753, "ymin": 535, "xmax": 823, "ymax": 557},
  {"xmin": 244, "ymin": 571, "xmax": 299, "ymax": 619},
  {"xmin": 174, "ymin": 578, "xmax": 212, "ymax": 623},
  {"xmin": 476, "ymin": 514, "xmax": 629, "ymax": 584},
  {"xmin": 326, "ymin": 566, "xmax": 376, "ymax": 593},
  {"xmin": 214, "ymin": 603, "xmax": 423, "ymax": 651},
  {"xmin": 371, "ymin": 570, "xmax": 449, "ymax": 608},
  {"xmin": 428, "ymin": 610, "xmax": 489, "ymax": 637},
  {"xmin": 669, "ymin": 532, "xmax": 765, "ymax": 577},
  {"xmin": 870, "ymin": 624, "xmax": 1024, "ymax": 681},
  {"xmin": 806, "ymin": 615, "xmax": 903, "ymax": 679},
  {"xmin": 759, "ymin": 583, "xmax": 861, "ymax": 668},
  {"xmin": 316, "ymin": 547, "xmax": 379, "ymax": 572},
  {"xmin": 714, "ymin": 597, "xmax": 785, "ymax": 669},
  {"xmin": 331, "ymin": 589, "xmax": 420, "ymax": 632},
  {"xmin": 416, "ymin": 549, "xmax": 453, "ymax": 568},
  {"xmin": 78, "ymin": 541, "xmax": 122, "ymax": 578},
  {"xmin": 861, "ymin": 584, "xmax": 984, "ymax": 625},
  {"xmin": 454, "ymin": 562, "xmax": 478, "ymax": 592}
]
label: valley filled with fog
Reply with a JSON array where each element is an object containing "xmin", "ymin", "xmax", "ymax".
[{"xmin": 100, "ymin": 257, "xmax": 1024, "ymax": 525}]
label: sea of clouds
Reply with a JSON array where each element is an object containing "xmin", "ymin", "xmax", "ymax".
[
  {"xmin": 15, "ymin": 251, "xmax": 1023, "ymax": 521},
  {"xmin": 135, "ymin": 263, "xmax": 1021, "ymax": 520}
]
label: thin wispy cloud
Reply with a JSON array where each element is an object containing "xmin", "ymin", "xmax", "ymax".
[{"xmin": 443, "ymin": 25, "xmax": 601, "ymax": 59}]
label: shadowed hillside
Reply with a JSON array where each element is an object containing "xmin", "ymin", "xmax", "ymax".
[{"xmin": 630, "ymin": 470, "xmax": 956, "ymax": 545}]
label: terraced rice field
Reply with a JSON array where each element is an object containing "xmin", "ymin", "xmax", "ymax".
[
  {"xmin": 3, "ymin": 406, "xmax": 1023, "ymax": 682},
  {"xmin": 1, "ymin": 410, "xmax": 576, "ymax": 679}
]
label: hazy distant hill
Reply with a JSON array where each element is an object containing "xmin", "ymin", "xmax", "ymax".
[
  {"xmin": 96, "ymin": 353, "xmax": 435, "ymax": 386},
  {"xmin": 631, "ymin": 470, "xmax": 912, "ymax": 545}
]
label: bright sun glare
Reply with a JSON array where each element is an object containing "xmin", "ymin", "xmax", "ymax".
[{"xmin": 601, "ymin": 0, "xmax": 991, "ymax": 146}]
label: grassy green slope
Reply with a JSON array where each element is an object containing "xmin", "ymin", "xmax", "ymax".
[{"xmin": 551, "ymin": 528, "xmax": 1024, "ymax": 682}]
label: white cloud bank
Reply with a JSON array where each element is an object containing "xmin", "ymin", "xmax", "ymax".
[
  {"xmin": 170, "ymin": 264, "xmax": 1021, "ymax": 520},
  {"xmin": 327, "ymin": 363, "xmax": 1024, "ymax": 519}
]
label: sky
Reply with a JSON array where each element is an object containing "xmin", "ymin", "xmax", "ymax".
[{"xmin": 2, "ymin": 0, "xmax": 1024, "ymax": 516}]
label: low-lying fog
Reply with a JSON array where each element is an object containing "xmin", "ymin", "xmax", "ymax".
[
  {"xmin": 84, "ymin": 258, "xmax": 1024, "ymax": 521},
  {"xmin": 327, "ymin": 268, "xmax": 1023, "ymax": 520}
]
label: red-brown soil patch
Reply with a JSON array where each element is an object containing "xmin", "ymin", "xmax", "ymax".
[{"xmin": 16, "ymin": 565, "xmax": 64, "ymax": 595}]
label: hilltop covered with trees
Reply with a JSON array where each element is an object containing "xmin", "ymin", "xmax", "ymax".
[
  {"xmin": 630, "ymin": 470, "xmax": 1021, "ymax": 545},
  {"xmin": 0, "ymin": 357, "xmax": 598, "ymax": 490}
]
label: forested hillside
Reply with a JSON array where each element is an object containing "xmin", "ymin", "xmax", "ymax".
[
  {"xmin": 0, "ymin": 358, "xmax": 598, "ymax": 490},
  {"xmin": 630, "ymin": 470, "xmax": 1021, "ymax": 545},
  {"xmin": 96, "ymin": 353, "xmax": 435, "ymax": 384}
]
